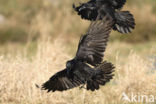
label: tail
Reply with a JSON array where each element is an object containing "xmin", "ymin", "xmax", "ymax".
[
  {"xmin": 114, "ymin": 11, "xmax": 135, "ymax": 34},
  {"xmin": 86, "ymin": 61, "xmax": 115, "ymax": 91}
]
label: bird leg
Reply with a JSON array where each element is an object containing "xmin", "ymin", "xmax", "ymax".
[{"xmin": 79, "ymin": 84, "xmax": 86, "ymax": 89}]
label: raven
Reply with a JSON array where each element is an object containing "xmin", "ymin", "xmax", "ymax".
[
  {"xmin": 73, "ymin": 0, "xmax": 135, "ymax": 34},
  {"xmin": 42, "ymin": 16, "xmax": 115, "ymax": 92}
]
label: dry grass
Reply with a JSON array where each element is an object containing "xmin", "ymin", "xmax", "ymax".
[
  {"xmin": 0, "ymin": 40, "xmax": 156, "ymax": 104},
  {"xmin": 0, "ymin": 0, "xmax": 156, "ymax": 104}
]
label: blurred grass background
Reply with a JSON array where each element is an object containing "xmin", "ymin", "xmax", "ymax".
[
  {"xmin": 0, "ymin": 0, "xmax": 156, "ymax": 44},
  {"xmin": 0, "ymin": 0, "xmax": 156, "ymax": 104},
  {"xmin": 0, "ymin": 0, "xmax": 156, "ymax": 54}
]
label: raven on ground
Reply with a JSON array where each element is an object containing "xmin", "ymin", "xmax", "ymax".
[
  {"xmin": 42, "ymin": 15, "xmax": 115, "ymax": 92},
  {"xmin": 73, "ymin": 0, "xmax": 135, "ymax": 34}
]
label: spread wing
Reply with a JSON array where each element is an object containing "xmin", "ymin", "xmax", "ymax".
[
  {"xmin": 75, "ymin": 16, "xmax": 114, "ymax": 66},
  {"xmin": 42, "ymin": 69, "xmax": 85, "ymax": 92}
]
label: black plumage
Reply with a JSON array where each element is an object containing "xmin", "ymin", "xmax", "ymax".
[
  {"xmin": 73, "ymin": 0, "xmax": 135, "ymax": 34},
  {"xmin": 42, "ymin": 16, "xmax": 115, "ymax": 92}
]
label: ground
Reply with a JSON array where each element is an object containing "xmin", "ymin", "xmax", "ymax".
[{"xmin": 0, "ymin": 40, "xmax": 156, "ymax": 104}]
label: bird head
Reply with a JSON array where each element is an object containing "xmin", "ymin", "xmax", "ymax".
[{"xmin": 66, "ymin": 59, "xmax": 76, "ymax": 69}]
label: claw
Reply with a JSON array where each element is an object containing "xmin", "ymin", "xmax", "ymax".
[{"xmin": 79, "ymin": 84, "xmax": 86, "ymax": 89}]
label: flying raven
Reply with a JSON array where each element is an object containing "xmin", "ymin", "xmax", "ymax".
[
  {"xmin": 73, "ymin": 0, "xmax": 135, "ymax": 34},
  {"xmin": 42, "ymin": 16, "xmax": 115, "ymax": 92}
]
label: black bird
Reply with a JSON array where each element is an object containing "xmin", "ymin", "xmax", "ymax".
[
  {"xmin": 73, "ymin": 0, "xmax": 135, "ymax": 34},
  {"xmin": 42, "ymin": 16, "xmax": 115, "ymax": 92}
]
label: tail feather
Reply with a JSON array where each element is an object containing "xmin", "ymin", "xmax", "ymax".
[
  {"xmin": 86, "ymin": 61, "xmax": 115, "ymax": 91},
  {"xmin": 114, "ymin": 11, "xmax": 135, "ymax": 34}
]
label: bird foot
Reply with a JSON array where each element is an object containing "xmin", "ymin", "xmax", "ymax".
[{"xmin": 79, "ymin": 85, "xmax": 86, "ymax": 89}]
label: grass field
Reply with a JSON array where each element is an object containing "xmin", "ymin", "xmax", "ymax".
[
  {"xmin": 0, "ymin": 0, "xmax": 156, "ymax": 104},
  {"xmin": 0, "ymin": 40, "xmax": 156, "ymax": 104}
]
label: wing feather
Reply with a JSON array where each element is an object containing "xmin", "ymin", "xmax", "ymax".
[
  {"xmin": 75, "ymin": 16, "xmax": 114, "ymax": 66},
  {"xmin": 42, "ymin": 69, "xmax": 85, "ymax": 92}
]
